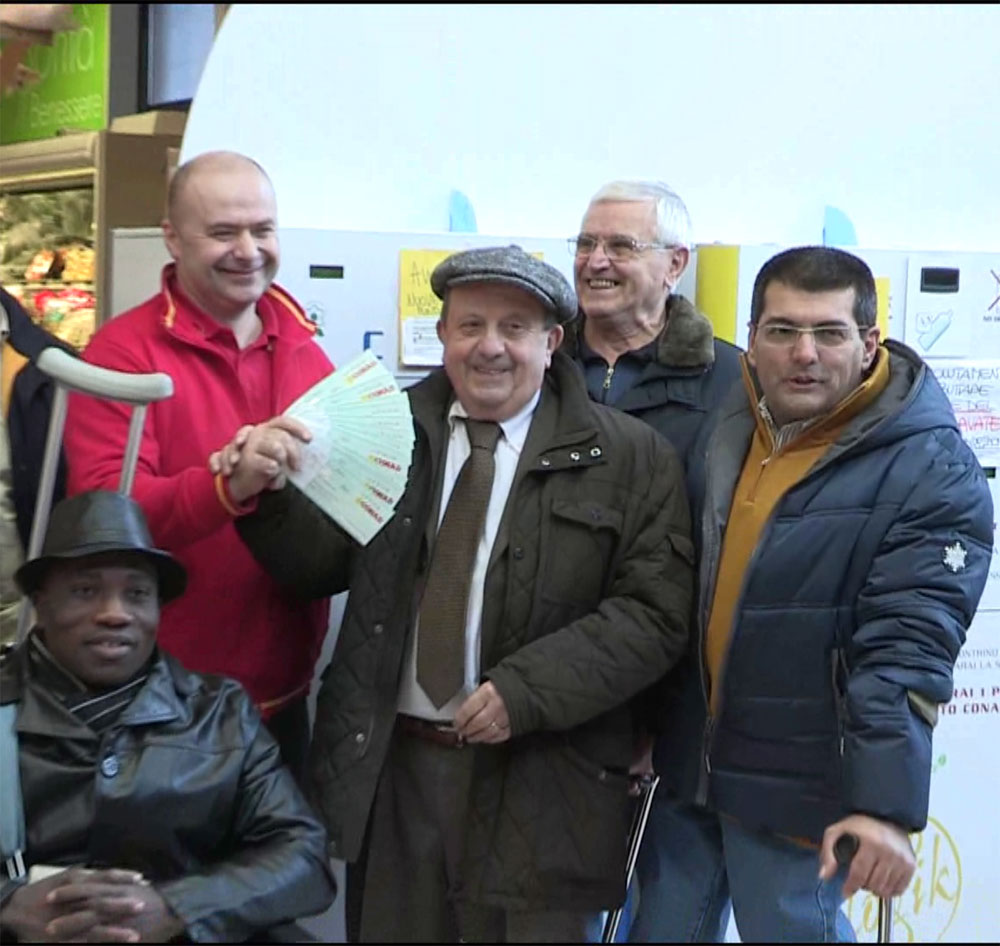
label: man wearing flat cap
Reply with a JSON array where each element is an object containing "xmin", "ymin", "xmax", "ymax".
[
  {"xmin": 220, "ymin": 245, "xmax": 694, "ymax": 942},
  {"xmin": 0, "ymin": 490, "xmax": 336, "ymax": 943}
]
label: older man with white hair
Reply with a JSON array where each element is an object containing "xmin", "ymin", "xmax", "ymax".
[{"xmin": 563, "ymin": 179, "xmax": 741, "ymax": 466}]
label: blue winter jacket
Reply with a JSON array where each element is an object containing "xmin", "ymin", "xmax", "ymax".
[{"xmin": 654, "ymin": 339, "xmax": 994, "ymax": 843}]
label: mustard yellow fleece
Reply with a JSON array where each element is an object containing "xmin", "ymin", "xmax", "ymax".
[{"xmin": 705, "ymin": 347, "xmax": 890, "ymax": 715}]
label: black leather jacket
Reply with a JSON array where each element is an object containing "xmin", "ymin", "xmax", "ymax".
[{"xmin": 0, "ymin": 641, "xmax": 336, "ymax": 942}]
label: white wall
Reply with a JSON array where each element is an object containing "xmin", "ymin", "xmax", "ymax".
[{"xmin": 181, "ymin": 3, "xmax": 999, "ymax": 252}]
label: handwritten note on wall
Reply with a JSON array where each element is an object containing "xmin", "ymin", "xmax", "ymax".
[
  {"xmin": 396, "ymin": 246, "xmax": 549, "ymax": 367},
  {"xmin": 934, "ymin": 361, "xmax": 1000, "ymax": 460},
  {"xmin": 397, "ymin": 249, "xmax": 454, "ymax": 366}
]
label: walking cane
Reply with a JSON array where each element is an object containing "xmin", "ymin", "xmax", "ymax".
[
  {"xmin": 834, "ymin": 833, "xmax": 893, "ymax": 943},
  {"xmin": 602, "ymin": 773, "xmax": 660, "ymax": 944},
  {"xmin": 16, "ymin": 348, "xmax": 174, "ymax": 643}
]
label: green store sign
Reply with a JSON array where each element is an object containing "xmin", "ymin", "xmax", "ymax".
[{"xmin": 0, "ymin": 4, "xmax": 109, "ymax": 145}]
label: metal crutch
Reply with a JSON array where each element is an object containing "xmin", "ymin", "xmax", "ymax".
[
  {"xmin": 602, "ymin": 773, "xmax": 660, "ymax": 944},
  {"xmin": 834, "ymin": 833, "xmax": 893, "ymax": 943},
  {"xmin": 16, "ymin": 347, "xmax": 174, "ymax": 644}
]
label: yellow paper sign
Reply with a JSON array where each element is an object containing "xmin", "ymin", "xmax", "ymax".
[
  {"xmin": 398, "ymin": 249, "xmax": 454, "ymax": 366},
  {"xmin": 396, "ymin": 247, "xmax": 547, "ymax": 367},
  {"xmin": 875, "ymin": 275, "xmax": 891, "ymax": 340},
  {"xmin": 399, "ymin": 249, "xmax": 455, "ymax": 318}
]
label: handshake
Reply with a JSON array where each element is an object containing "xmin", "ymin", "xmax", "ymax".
[{"xmin": 209, "ymin": 416, "xmax": 313, "ymax": 505}]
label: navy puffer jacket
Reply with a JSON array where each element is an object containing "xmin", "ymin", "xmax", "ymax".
[{"xmin": 655, "ymin": 340, "xmax": 994, "ymax": 843}]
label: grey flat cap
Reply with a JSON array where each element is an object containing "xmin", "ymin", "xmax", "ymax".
[{"xmin": 431, "ymin": 245, "xmax": 577, "ymax": 324}]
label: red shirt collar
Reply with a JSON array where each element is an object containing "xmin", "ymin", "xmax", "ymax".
[{"xmin": 159, "ymin": 263, "xmax": 283, "ymax": 345}]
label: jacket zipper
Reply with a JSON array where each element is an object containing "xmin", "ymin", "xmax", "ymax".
[
  {"xmin": 602, "ymin": 364, "xmax": 615, "ymax": 400},
  {"xmin": 696, "ymin": 716, "xmax": 714, "ymax": 804},
  {"xmin": 746, "ymin": 455, "xmax": 770, "ymax": 501},
  {"xmin": 695, "ymin": 422, "xmax": 780, "ymax": 805},
  {"xmin": 746, "ymin": 429, "xmax": 782, "ymax": 502},
  {"xmin": 831, "ymin": 647, "xmax": 848, "ymax": 757},
  {"xmin": 695, "ymin": 433, "xmax": 723, "ymax": 806}
]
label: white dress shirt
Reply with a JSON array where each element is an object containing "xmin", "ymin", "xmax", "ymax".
[{"xmin": 396, "ymin": 391, "xmax": 539, "ymax": 721}]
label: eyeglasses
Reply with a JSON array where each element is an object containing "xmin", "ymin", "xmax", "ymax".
[
  {"xmin": 568, "ymin": 234, "xmax": 673, "ymax": 262},
  {"xmin": 755, "ymin": 323, "xmax": 864, "ymax": 349}
]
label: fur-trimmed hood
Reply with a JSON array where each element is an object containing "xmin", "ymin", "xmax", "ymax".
[
  {"xmin": 560, "ymin": 293, "xmax": 744, "ymax": 469},
  {"xmin": 561, "ymin": 293, "xmax": 718, "ymax": 369}
]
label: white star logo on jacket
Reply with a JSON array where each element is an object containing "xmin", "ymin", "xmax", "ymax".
[{"xmin": 943, "ymin": 541, "xmax": 968, "ymax": 573}]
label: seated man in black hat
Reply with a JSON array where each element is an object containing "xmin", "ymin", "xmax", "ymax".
[{"xmin": 0, "ymin": 490, "xmax": 336, "ymax": 944}]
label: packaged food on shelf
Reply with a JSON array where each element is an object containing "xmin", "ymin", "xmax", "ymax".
[
  {"xmin": 31, "ymin": 285, "xmax": 97, "ymax": 349},
  {"xmin": 24, "ymin": 247, "xmax": 64, "ymax": 281},
  {"xmin": 60, "ymin": 243, "xmax": 96, "ymax": 282}
]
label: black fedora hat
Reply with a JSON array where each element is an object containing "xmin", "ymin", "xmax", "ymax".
[{"xmin": 14, "ymin": 491, "xmax": 187, "ymax": 603}]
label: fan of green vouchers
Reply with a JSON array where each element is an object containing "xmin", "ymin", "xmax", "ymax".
[{"xmin": 282, "ymin": 350, "xmax": 415, "ymax": 545}]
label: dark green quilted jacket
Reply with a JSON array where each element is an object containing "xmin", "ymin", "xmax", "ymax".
[{"xmin": 236, "ymin": 351, "xmax": 693, "ymax": 911}]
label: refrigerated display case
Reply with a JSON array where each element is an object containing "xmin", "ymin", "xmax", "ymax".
[{"xmin": 0, "ymin": 128, "xmax": 181, "ymax": 348}]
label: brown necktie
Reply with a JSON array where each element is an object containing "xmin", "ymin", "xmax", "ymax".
[{"xmin": 417, "ymin": 418, "xmax": 501, "ymax": 708}]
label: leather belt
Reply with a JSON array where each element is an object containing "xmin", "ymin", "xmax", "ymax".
[{"xmin": 397, "ymin": 714, "xmax": 465, "ymax": 748}]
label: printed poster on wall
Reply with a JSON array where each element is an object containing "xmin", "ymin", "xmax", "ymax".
[
  {"xmin": 929, "ymin": 360, "xmax": 1000, "ymax": 464},
  {"xmin": 397, "ymin": 248, "xmax": 452, "ymax": 367},
  {"xmin": 396, "ymin": 246, "xmax": 550, "ymax": 367},
  {"xmin": 904, "ymin": 256, "xmax": 1000, "ymax": 359},
  {"xmin": 0, "ymin": 4, "xmax": 109, "ymax": 144}
]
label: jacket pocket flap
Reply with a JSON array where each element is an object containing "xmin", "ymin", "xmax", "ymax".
[
  {"xmin": 666, "ymin": 530, "xmax": 695, "ymax": 565},
  {"xmin": 550, "ymin": 498, "xmax": 623, "ymax": 533}
]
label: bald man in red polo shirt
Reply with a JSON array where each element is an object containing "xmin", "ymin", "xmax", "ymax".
[{"xmin": 65, "ymin": 151, "xmax": 334, "ymax": 779}]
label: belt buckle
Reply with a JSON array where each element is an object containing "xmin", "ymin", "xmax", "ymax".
[
  {"xmin": 431, "ymin": 720, "xmax": 464, "ymax": 748},
  {"xmin": 401, "ymin": 714, "xmax": 465, "ymax": 748}
]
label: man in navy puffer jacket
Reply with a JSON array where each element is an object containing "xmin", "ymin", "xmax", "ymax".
[{"xmin": 631, "ymin": 246, "xmax": 993, "ymax": 943}]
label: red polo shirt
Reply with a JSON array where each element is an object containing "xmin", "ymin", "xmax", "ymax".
[{"xmin": 65, "ymin": 265, "xmax": 334, "ymax": 716}]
